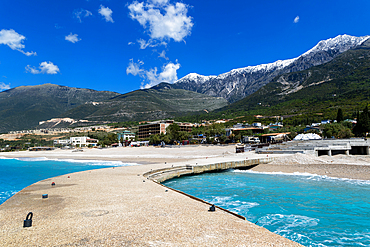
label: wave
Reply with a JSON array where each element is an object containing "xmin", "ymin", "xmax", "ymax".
[
  {"xmin": 208, "ymin": 195, "xmax": 259, "ymax": 213},
  {"xmin": 0, "ymin": 190, "xmax": 17, "ymax": 201},
  {"xmin": 2, "ymin": 157, "xmax": 140, "ymax": 167},
  {"xmin": 257, "ymin": 214, "xmax": 321, "ymax": 246},
  {"xmin": 0, "ymin": 156, "xmax": 12, "ymax": 160},
  {"xmin": 258, "ymin": 213, "xmax": 370, "ymax": 246},
  {"xmin": 233, "ymin": 169, "xmax": 370, "ymax": 185},
  {"xmin": 258, "ymin": 213, "xmax": 319, "ymax": 228}
]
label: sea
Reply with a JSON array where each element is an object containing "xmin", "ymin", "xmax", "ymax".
[
  {"xmin": 163, "ymin": 170, "xmax": 370, "ymax": 247},
  {"xmin": 0, "ymin": 157, "xmax": 138, "ymax": 205}
]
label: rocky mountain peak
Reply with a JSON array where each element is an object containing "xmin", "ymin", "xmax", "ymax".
[{"xmin": 172, "ymin": 34, "xmax": 370, "ymax": 103}]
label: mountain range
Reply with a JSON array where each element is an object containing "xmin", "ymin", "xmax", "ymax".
[
  {"xmin": 0, "ymin": 84, "xmax": 118, "ymax": 133},
  {"xmin": 1, "ymin": 34, "xmax": 369, "ymax": 133},
  {"xmin": 212, "ymin": 38, "xmax": 370, "ymax": 119},
  {"xmin": 0, "ymin": 83, "xmax": 227, "ymax": 133},
  {"xmin": 62, "ymin": 83, "xmax": 227, "ymax": 123},
  {"xmin": 174, "ymin": 34, "xmax": 370, "ymax": 103}
]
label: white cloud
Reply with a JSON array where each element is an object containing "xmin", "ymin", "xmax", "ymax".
[
  {"xmin": 99, "ymin": 5, "xmax": 114, "ymax": 23},
  {"xmin": 126, "ymin": 59, "xmax": 144, "ymax": 76},
  {"xmin": 126, "ymin": 59, "xmax": 180, "ymax": 88},
  {"xmin": 0, "ymin": 82, "xmax": 10, "ymax": 91},
  {"xmin": 137, "ymin": 39, "xmax": 151, "ymax": 49},
  {"xmin": 151, "ymin": 0, "xmax": 169, "ymax": 5},
  {"xmin": 0, "ymin": 29, "xmax": 36, "ymax": 56},
  {"xmin": 65, "ymin": 33, "xmax": 81, "ymax": 43},
  {"xmin": 294, "ymin": 16, "xmax": 300, "ymax": 23},
  {"xmin": 128, "ymin": 0, "xmax": 193, "ymax": 42},
  {"xmin": 158, "ymin": 50, "xmax": 169, "ymax": 60},
  {"xmin": 74, "ymin": 9, "xmax": 92, "ymax": 23},
  {"xmin": 137, "ymin": 38, "xmax": 167, "ymax": 49},
  {"xmin": 26, "ymin": 61, "xmax": 60, "ymax": 75}
]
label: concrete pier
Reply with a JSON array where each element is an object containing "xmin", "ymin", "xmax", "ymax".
[{"xmin": 0, "ymin": 155, "xmax": 301, "ymax": 246}]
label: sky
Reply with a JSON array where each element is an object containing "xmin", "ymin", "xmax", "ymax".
[{"xmin": 1, "ymin": 0, "xmax": 370, "ymax": 94}]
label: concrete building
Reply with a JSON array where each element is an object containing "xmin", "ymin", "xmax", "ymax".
[
  {"xmin": 138, "ymin": 120, "xmax": 193, "ymax": 139},
  {"xmin": 53, "ymin": 139, "xmax": 71, "ymax": 145},
  {"xmin": 117, "ymin": 130, "xmax": 136, "ymax": 142},
  {"xmin": 70, "ymin": 136, "xmax": 99, "ymax": 147},
  {"xmin": 226, "ymin": 127, "xmax": 264, "ymax": 137}
]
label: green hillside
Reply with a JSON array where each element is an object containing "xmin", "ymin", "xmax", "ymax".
[
  {"xmin": 204, "ymin": 43, "xmax": 370, "ymax": 122},
  {"xmin": 63, "ymin": 83, "xmax": 228, "ymax": 122},
  {"xmin": 0, "ymin": 84, "xmax": 119, "ymax": 133}
]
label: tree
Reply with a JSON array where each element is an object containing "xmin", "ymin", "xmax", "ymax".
[
  {"xmin": 178, "ymin": 131, "xmax": 190, "ymax": 141},
  {"xmin": 149, "ymin": 134, "xmax": 161, "ymax": 145},
  {"xmin": 336, "ymin": 108, "xmax": 344, "ymax": 122},
  {"xmin": 353, "ymin": 105, "xmax": 370, "ymax": 136},
  {"xmin": 235, "ymin": 133, "xmax": 242, "ymax": 143},
  {"xmin": 219, "ymin": 135, "xmax": 227, "ymax": 144},
  {"xmin": 162, "ymin": 135, "xmax": 170, "ymax": 144},
  {"xmin": 323, "ymin": 123, "xmax": 353, "ymax": 139},
  {"xmin": 166, "ymin": 123, "xmax": 180, "ymax": 140}
]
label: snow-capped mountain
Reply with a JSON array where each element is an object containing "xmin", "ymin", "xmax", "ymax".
[{"xmin": 173, "ymin": 34, "xmax": 370, "ymax": 102}]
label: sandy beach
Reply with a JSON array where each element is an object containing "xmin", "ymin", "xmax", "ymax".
[
  {"xmin": 2, "ymin": 145, "xmax": 370, "ymax": 180},
  {"xmin": 1, "ymin": 145, "xmax": 369, "ymax": 246}
]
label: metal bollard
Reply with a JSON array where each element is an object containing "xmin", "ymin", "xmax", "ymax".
[
  {"xmin": 208, "ymin": 205, "xmax": 216, "ymax": 212},
  {"xmin": 23, "ymin": 212, "xmax": 33, "ymax": 227}
]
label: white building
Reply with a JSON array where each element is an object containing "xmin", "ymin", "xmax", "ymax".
[
  {"xmin": 70, "ymin": 136, "xmax": 99, "ymax": 147},
  {"xmin": 53, "ymin": 139, "xmax": 71, "ymax": 145},
  {"xmin": 117, "ymin": 130, "xmax": 136, "ymax": 142}
]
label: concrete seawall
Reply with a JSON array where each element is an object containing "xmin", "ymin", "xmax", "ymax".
[
  {"xmin": 144, "ymin": 157, "xmax": 275, "ymax": 183},
  {"xmin": 142, "ymin": 157, "xmax": 276, "ymax": 222}
]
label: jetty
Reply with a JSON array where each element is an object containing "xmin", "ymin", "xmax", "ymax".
[{"xmin": 0, "ymin": 153, "xmax": 301, "ymax": 246}]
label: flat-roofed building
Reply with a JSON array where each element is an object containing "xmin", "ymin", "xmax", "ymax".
[
  {"xmin": 138, "ymin": 120, "xmax": 193, "ymax": 139},
  {"xmin": 178, "ymin": 122, "xmax": 193, "ymax": 132},
  {"xmin": 117, "ymin": 130, "xmax": 135, "ymax": 141},
  {"xmin": 53, "ymin": 139, "xmax": 71, "ymax": 145},
  {"xmin": 70, "ymin": 136, "xmax": 99, "ymax": 147}
]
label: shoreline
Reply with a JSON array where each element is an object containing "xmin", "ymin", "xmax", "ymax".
[
  {"xmin": 251, "ymin": 163, "xmax": 370, "ymax": 181},
  {"xmin": 250, "ymin": 153, "xmax": 370, "ymax": 181},
  {"xmin": 3, "ymin": 147, "xmax": 370, "ymax": 181}
]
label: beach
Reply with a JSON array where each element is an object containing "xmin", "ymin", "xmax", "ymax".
[
  {"xmin": 1, "ymin": 145, "xmax": 369, "ymax": 246},
  {"xmin": 251, "ymin": 152, "xmax": 370, "ymax": 181}
]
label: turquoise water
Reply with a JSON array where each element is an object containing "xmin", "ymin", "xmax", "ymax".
[
  {"xmin": 163, "ymin": 170, "xmax": 370, "ymax": 247},
  {"xmin": 0, "ymin": 157, "xmax": 137, "ymax": 205}
]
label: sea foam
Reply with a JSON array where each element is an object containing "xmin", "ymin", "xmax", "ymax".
[{"xmin": 232, "ymin": 169, "xmax": 370, "ymax": 185}]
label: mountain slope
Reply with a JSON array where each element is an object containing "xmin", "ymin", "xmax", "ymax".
[
  {"xmin": 217, "ymin": 39, "xmax": 370, "ymax": 117},
  {"xmin": 174, "ymin": 34, "xmax": 370, "ymax": 103},
  {"xmin": 0, "ymin": 84, "xmax": 119, "ymax": 133},
  {"xmin": 62, "ymin": 82, "xmax": 228, "ymax": 122}
]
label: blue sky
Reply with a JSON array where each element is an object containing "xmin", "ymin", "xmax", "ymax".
[{"xmin": 1, "ymin": 0, "xmax": 370, "ymax": 94}]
